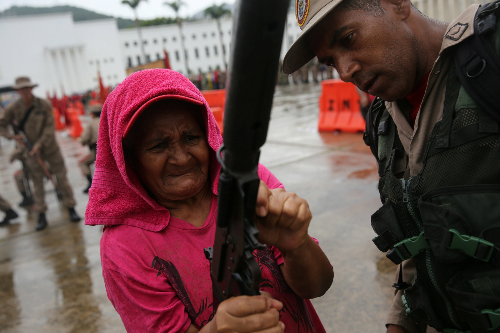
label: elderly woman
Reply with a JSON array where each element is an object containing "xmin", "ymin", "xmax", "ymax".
[{"xmin": 85, "ymin": 69, "xmax": 333, "ymax": 333}]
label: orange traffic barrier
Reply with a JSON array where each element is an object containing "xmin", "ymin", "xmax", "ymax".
[
  {"xmin": 211, "ymin": 106, "xmax": 224, "ymax": 134},
  {"xmin": 67, "ymin": 108, "xmax": 83, "ymax": 138},
  {"xmin": 201, "ymin": 89, "xmax": 226, "ymax": 111},
  {"xmin": 53, "ymin": 107, "xmax": 65, "ymax": 130},
  {"xmin": 75, "ymin": 100, "xmax": 85, "ymax": 115},
  {"xmin": 318, "ymin": 79, "xmax": 365, "ymax": 132}
]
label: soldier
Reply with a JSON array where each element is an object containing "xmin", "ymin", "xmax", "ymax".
[
  {"xmin": 78, "ymin": 104, "xmax": 101, "ymax": 193},
  {"xmin": 0, "ymin": 195, "xmax": 18, "ymax": 226},
  {"xmin": 283, "ymin": 0, "xmax": 500, "ymax": 332},
  {"xmin": 0, "ymin": 77, "xmax": 81, "ymax": 231},
  {"xmin": 9, "ymin": 145, "xmax": 34, "ymax": 207}
]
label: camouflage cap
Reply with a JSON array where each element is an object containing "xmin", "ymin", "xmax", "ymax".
[
  {"xmin": 13, "ymin": 76, "xmax": 38, "ymax": 90},
  {"xmin": 282, "ymin": 0, "xmax": 344, "ymax": 74}
]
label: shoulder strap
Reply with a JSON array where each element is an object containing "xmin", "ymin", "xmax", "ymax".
[
  {"xmin": 18, "ymin": 104, "xmax": 35, "ymax": 133},
  {"xmin": 363, "ymin": 97, "xmax": 385, "ymax": 162},
  {"xmin": 454, "ymin": 0, "xmax": 500, "ymax": 122}
]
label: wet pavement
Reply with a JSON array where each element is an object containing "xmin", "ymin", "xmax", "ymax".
[{"xmin": 0, "ymin": 83, "xmax": 397, "ymax": 332}]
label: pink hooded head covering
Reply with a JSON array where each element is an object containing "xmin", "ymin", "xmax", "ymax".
[{"xmin": 85, "ymin": 69, "xmax": 223, "ymax": 231}]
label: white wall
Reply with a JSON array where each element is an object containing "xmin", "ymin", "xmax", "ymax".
[{"xmin": 0, "ymin": 13, "xmax": 125, "ymax": 97}]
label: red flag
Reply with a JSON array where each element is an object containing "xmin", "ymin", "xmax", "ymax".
[
  {"xmin": 163, "ymin": 49, "xmax": 172, "ymax": 70},
  {"xmin": 98, "ymin": 71, "xmax": 108, "ymax": 104}
]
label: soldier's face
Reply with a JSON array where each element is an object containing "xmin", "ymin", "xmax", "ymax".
[
  {"xmin": 306, "ymin": 2, "xmax": 420, "ymax": 101},
  {"xmin": 17, "ymin": 88, "xmax": 33, "ymax": 102}
]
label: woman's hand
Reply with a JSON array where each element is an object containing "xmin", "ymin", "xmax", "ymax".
[
  {"xmin": 254, "ymin": 181, "xmax": 334, "ymax": 299},
  {"xmin": 194, "ymin": 293, "xmax": 284, "ymax": 333},
  {"xmin": 255, "ymin": 181, "xmax": 311, "ymax": 253}
]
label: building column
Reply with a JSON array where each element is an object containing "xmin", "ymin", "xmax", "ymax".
[
  {"xmin": 75, "ymin": 47, "xmax": 91, "ymax": 91},
  {"xmin": 44, "ymin": 50, "xmax": 58, "ymax": 97},
  {"xmin": 69, "ymin": 48, "xmax": 83, "ymax": 92},
  {"xmin": 53, "ymin": 50, "xmax": 69, "ymax": 97},
  {"xmin": 60, "ymin": 48, "xmax": 77, "ymax": 94}
]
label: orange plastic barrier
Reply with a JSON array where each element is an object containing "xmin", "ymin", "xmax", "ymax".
[
  {"xmin": 67, "ymin": 108, "xmax": 83, "ymax": 138},
  {"xmin": 53, "ymin": 107, "xmax": 65, "ymax": 130},
  {"xmin": 201, "ymin": 89, "xmax": 226, "ymax": 111},
  {"xmin": 75, "ymin": 100, "xmax": 85, "ymax": 115},
  {"xmin": 211, "ymin": 106, "xmax": 224, "ymax": 134},
  {"xmin": 318, "ymin": 79, "xmax": 365, "ymax": 132}
]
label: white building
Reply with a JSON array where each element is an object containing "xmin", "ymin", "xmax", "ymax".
[
  {"xmin": 0, "ymin": 0, "xmax": 489, "ymax": 96},
  {"xmin": 0, "ymin": 13, "xmax": 126, "ymax": 97}
]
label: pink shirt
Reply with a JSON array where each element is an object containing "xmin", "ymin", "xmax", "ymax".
[{"xmin": 101, "ymin": 165, "xmax": 326, "ymax": 333}]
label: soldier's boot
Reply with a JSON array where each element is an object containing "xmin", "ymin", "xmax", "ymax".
[
  {"xmin": 18, "ymin": 192, "xmax": 34, "ymax": 207},
  {"xmin": 83, "ymin": 175, "xmax": 92, "ymax": 194},
  {"xmin": 68, "ymin": 208, "xmax": 81, "ymax": 223},
  {"xmin": 0, "ymin": 209, "xmax": 18, "ymax": 226},
  {"xmin": 36, "ymin": 213, "xmax": 48, "ymax": 231}
]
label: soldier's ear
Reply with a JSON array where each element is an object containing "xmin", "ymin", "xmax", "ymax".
[{"xmin": 380, "ymin": 0, "xmax": 412, "ymax": 21}]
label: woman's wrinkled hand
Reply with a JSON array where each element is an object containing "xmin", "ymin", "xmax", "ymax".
[
  {"xmin": 209, "ymin": 293, "xmax": 284, "ymax": 333},
  {"xmin": 254, "ymin": 181, "xmax": 312, "ymax": 254}
]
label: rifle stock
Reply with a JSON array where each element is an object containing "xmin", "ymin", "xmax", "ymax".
[{"xmin": 204, "ymin": 0, "xmax": 290, "ymax": 312}]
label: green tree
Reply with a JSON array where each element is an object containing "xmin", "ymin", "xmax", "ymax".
[
  {"xmin": 204, "ymin": 4, "xmax": 231, "ymax": 70},
  {"xmin": 122, "ymin": 0, "xmax": 148, "ymax": 64},
  {"xmin": 164, "ymin": 0, "xmax": 190, "ymax": 74}
]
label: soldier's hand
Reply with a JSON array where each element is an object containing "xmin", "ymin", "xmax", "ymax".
[
  {"xmin": 255, "ymin": 181, "xmax": 311, "ymax": 253},
  {"xmin": 29, "ymin": 145, "xmax": 40, "ymax": 156},
  {"xmin": 12, "ymin": 134, "xmax": 25, "ymax": 141}
]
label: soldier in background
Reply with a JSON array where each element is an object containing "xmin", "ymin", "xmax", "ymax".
[
  {"xmin": 79, "ymin": 104, "xmax": 101, "ymax": 194},
  {"xmin": 0, "ymin": 77, "xmax": 81, "ymax": 231}
]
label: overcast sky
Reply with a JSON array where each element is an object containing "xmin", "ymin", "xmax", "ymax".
[{"xmin": 0, "ymin": 0, "xmax": 232, "ymax": 19}]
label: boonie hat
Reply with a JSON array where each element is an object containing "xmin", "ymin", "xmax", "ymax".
[
  {"xmin": 283, "ymin": 0, "xmax": 344, "ymax": 74},
  {"xmin": 13, "ymin": 76, "xmax": 38, "ymax": 90}
]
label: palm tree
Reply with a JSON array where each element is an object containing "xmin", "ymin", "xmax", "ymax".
[
  {"xmin": 204, "ymin": 4, "xmax": 231, "ymax": 70},
  {"xmin": 164, "ymin": 0, "xmax": 190, "ymax": 74},
  {"xmin": 122, "ymin": 0, "xmax": 147, "ymax": 64}
]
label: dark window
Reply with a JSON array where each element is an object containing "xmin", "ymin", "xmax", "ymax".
[
  {"xmin": 184, "ymin": 50, "xmax": 188, "ymax": 60},
  {"xmin": 110, "ymin": 58, "xmax": 114, "ymax": 62},
  {"xmin": 203, "ymin": 33, "xmax": 207, "ymax": 38},
  {"xmin": 146, "ymin": 54, "xmax": 151, "ymax": 63},
  {"xmin": 222, "ymin": 45, "xmax": 226, "ymax": 55},
  {"xmin": 220, "ymin": 31, "xmax": 223, "ymax": 36},
  {"xmin": 163, "ymin": 37, "xmax": 167, "ymax": 43},
  {"xmin": 192, "ymin": 34, "xmax": 196, "ymax": 39},
  {"xmin": 228, "ymin": 30, "xmax": 231, "ymax": 35},
  {"xmin": 125, "ymin": 42, "xmax": 129, "ymax": 47},
  {"xmin": 153, "ymin": 39, "xmax": 157, "ymax": 44},
  {"xmin": 175, "ymin": 50, "xmax": 180, "ymax": 61},
  {"xmin": 173, "ymin": 36, "xmax": 177, "ymax": 42},
  {"xmin": 205, "ymin": 47, "xmax": 210, "ymax": 57},
  {"xmin": 143, "ymin": 40, "xmax": 148, "ymax": 45},
  {"xmin": 134, "ymin": 41, "xmax": 138, "ymax": 46},
  {"xmin": 211, "ymin": 32, "xmax": 216, "ymax": 37},
  {"xmin": 156, "ymin": 53, "xmax": 161, "ymax": 60},
  {"xmin": 137, "ymin": 56, "xmax": 141, "ymax": 65},
  {"xmin": 194, "ymin": 48, "xmax": 199, "ymax": 58},
  {"xmin": 214, "ymin": 46, "xmax": 218, "ymax": 55},
  {"xmin": 209, "ymin": 66, "xmax": 212, "ymax": 72},
  {"xmin": 127, "ymin": 57, "xmax": 132, "ymax": 67}
]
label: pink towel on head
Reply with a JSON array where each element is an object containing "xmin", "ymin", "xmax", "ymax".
[{"xmin": 85, "ymin": 69, "xmax": 223, "ymax": 231}]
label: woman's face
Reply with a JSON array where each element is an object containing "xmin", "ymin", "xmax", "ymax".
[{"xmin": 127, "ymin": 100, "xmax": 210, "ymax": 203}]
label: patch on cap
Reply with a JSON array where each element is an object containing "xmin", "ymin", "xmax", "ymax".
[{"xmin": 296, "ymin": 0, "xmax": 309, "ymax": 27}]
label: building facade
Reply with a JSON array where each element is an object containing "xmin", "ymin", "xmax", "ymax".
[{"xmin": 0, "ymin": 0, "xmax": 489, "ymax": 97}]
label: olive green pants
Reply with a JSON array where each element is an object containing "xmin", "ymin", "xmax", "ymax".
[
  {"xmin": 25, "ymin": 148, "xmax": 76, "ymax": 213},
  {"xmin": 0, "ymin": 195, "xmax": 11, "ymax": 212}
]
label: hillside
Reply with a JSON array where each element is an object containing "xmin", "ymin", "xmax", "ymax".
[{"xmin": 0, "ymin": 5, "xmax": 179, "ymax": 29}]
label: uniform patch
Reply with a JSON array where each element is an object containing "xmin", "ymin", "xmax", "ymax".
[
  {"xmin": 445, "ymin": 23, "xmax": 469, "ymax": 41},
  {"xmin": 296, "ymin": 0, "xmax": 309, "ymax": 27}
]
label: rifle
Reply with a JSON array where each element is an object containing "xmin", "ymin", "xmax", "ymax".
[
  {"xmin": 204, "ymin": 0, "xmax": 290, "ymax": 311},
  {"xmin": 13, "ymin": 126, "xmax": 59, "ymax": 189}
]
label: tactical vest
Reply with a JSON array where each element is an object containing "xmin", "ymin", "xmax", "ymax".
[{"xmin": 365, "ymin": 6, "xmax": 500, "ymax": 332}]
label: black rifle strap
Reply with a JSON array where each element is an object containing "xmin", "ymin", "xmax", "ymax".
[
  {"xmin": 454, "ymin": 1, "xmax": 500, "ymax": 123},
  {"xmin": 363, "ymin": 97, "xmax": 384, "ymax": 162},
  {"xmin": 18, "ymin": 103, "xmax": 35, "ymax": 133}
]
